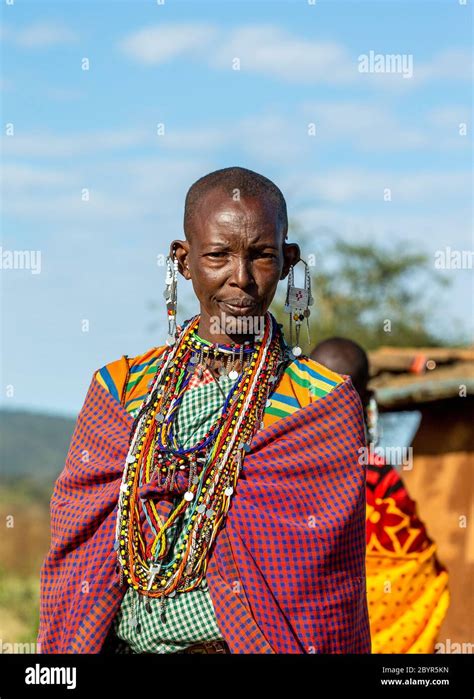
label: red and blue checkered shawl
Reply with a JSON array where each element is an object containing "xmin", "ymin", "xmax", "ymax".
[{"xmin": 38, "ymin": 371, "xmax": 370, "ymax": 654}]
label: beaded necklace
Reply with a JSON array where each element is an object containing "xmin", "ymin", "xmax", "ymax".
[{"xmin": 115, "ymin": 312, "xmax": 290, "ymax": 602}]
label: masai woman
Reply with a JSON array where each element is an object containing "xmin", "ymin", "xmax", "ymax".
[{"xmin": 38, "ymin": 167, "xmax": 370, "ymax": 654}]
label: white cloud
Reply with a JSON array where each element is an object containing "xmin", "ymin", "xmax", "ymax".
[
  {"xmin": 118, "ymin": 22, "xmax": 472, "ymax": 88},
  {"xmin": 2, "ymin": 21, "xmax": 78, "ymax": 48},
  {"xmin": 1, "ymin": 128, "xmax": 149, "ymax": 157},
  {"xmin": 415, "ymin": 48, "xmax": 473, "ymax": 83},
  {"xmin": 283, "ymin": 169, "xmax": 471, "ymax": 205},
  {"xmin": 212, "ymin": 25, "xmax": 355, "ymax": 84},
  {"xmin": 1, "ymin": 163, "xmax": 77, "ymax": 188},
  {"xmin": 300, "ymin": 101, "xmax": 428, "ymax": 150},
  {"xmin": 1, "ymin": 156, "xmax": 213, "ymax": 226},
  {"xmin": 119, "ymin": 23, "xmax": 217, "ymax": 64},
  {"xmin": 44, "ymin": 86, "xmax": 85, "ymax": 102},
  {"xmin": 427, "ymin": 105, "xmax": 472, "ymax": 128},
  {"xmin": 293, "ymin": 205, "xmax": 471, "ymax": 250},
  {"xmin": 3, "ymin": 101, "xmax": 469, "ymax": 164},
  {"xmin": 156, "ymin": 126, "xmax": 228, "ymax": 151},
  {"xmin": 237, "ymin": 114, "xmax": 308, "ymax": 161}
]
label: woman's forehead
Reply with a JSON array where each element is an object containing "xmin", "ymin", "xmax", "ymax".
[{"xmin": 192, "ymin": 190, "xmax": 283, "ymax": 240}]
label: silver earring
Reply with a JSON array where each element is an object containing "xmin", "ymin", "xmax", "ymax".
[
  {"xmin": 163, "ymin": 254, "xmax": 178, "ymax": 344},
  {"xmin": 366, "ymin": 397, "xmax": 379, "ymax": 446},
  {"xmin": 284, "ymin": 259, "xmax": 313, "ymax": 356}
]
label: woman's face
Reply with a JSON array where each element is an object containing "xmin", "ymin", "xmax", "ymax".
[{"xmin": 173, "ymin": 187, "xmax": 299, "ymax": 342}]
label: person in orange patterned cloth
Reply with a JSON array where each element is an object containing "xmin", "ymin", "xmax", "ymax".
[{"xmin": 311, "ymin": 337, "xmax": 450, "ymax": 653}]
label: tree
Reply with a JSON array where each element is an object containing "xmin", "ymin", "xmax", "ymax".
[{"xmin": 270, "ymin": 228, "xmax": 452, "ymax": 352}]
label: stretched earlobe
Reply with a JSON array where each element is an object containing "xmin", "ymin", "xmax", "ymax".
[
  {"xmin": 281, "ymin": 243, "xmax": 301, "ymax": 279},
  {"xmin": 170, "ymin": 240, "xmax": 191, "ymax": 279}
]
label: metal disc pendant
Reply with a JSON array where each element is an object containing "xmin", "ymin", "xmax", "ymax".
[
  {"xmin": 184, "ymin": 491, "xmax": 194, "ymax": 501},
  {"xmin": 292, "ymin": 346, "xmax": 302, "ymax": 357},
  {"xmin": 228, "ymin": 369, "xmax": 239, "ymax": 380},
  {"xmin": 225, "ymin": 486, "xmax": 234, "ymax": 497},
  {"xmin": 197, "ymin": 504, "xmax": 206, "ymax": 513}
]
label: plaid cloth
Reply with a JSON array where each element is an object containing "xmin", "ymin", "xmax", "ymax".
[
  {"xmin": 38, "ymin": 359, "xmax": 370, "ymax": 653},
  {"xmin": 114, "ymin": 375, "xmax": 234, "ymax": 652}
]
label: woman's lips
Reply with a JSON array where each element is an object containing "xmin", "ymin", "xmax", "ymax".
[{"xmin": 218, "ymin": 300, "xmax": 257, "ymax": 316}]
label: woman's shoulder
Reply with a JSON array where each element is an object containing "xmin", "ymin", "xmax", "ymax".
[
  {"xmin": 264, "ymin": 354, "xmax": 347, "ymax": 421},
  {"xmin": 283, "ymin": 354, "xmax": 345, "ymax": 398},
  {"xmin": 95, "ymin": 345, "xmax": 167, "ymax": 410}
]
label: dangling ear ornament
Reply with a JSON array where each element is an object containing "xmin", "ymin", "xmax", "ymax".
[
  {"xmin": 163, "ymin": 254, "xmax": 179, "ymax": 345},
  {"xmin": 284, "ymin": 259, "xmax": 313, "ymax": 357}
]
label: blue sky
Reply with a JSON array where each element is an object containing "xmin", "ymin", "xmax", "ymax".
[{"xmin": 1, "ymin": 0, "xmax": 472, "ymax": 416}]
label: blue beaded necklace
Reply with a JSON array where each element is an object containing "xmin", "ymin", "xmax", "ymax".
[{"xmin": 154, "ymin": 331, "xmax": 256, "ymax": 457}]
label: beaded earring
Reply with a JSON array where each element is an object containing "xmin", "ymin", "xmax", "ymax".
[
  {"xmin": 163, "ymin": 254, "xmax": 179, "ymax": 345},
  {"xmin": 284, "ymin": 259, "xmax": 313, "ymax": 356}
]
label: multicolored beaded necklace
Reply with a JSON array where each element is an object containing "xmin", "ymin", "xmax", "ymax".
[{"xmin": 115, "ymin": 311, "xmax": 290, "ymax": 604}]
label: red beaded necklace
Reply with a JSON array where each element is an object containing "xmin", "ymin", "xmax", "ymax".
[{"xmin": 115, "ymin": 312, "xmax": 289, "ymax": 598}]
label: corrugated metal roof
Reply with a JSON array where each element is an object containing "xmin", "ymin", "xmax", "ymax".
[{"xmin": 368, "ymin": 346, "xmax": 474, "ymax": 406}]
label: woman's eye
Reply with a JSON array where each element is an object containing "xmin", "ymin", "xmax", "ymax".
[{"xmin": 205, "ymin": 251, "xmax": 276, "ymax": 259}]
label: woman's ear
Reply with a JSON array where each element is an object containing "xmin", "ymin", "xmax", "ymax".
[
  {"xmin": 170, "ymin": 239, "xmax": 191, "ymax": 280},
  {"xmin": 280, "ymin": 243, "xmax": 301, "ymax": 280}
]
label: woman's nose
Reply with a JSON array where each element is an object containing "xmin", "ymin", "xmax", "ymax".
[{"xmin": 228, "ymin": 257, "xmax": 254, "ymax": 288}]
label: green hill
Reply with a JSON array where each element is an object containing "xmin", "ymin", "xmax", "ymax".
[{"xmin": 0, "ymin": 409, "xmax": 76, "ymax": 504}]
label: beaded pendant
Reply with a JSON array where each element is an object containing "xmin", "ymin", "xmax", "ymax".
[
  {"xmin": 114, "ymin": 312, "xmax": 289, "ymax": 598},
  {"xmin": 284, "ymin": 260, "xmax": 313, "ymax": 356}
]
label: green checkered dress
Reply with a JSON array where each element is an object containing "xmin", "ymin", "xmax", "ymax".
[{"xmin": 113, "ymin": 373, "xmax": 235, "ymax": 653}]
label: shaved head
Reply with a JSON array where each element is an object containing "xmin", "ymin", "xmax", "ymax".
[
  {"xmin": 311, "ymin": 337, "xmax": 370, "ymax": 400},
  {"xmin": 183, "ymin": 166, "xmax": 288, "ymax": 243}
]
